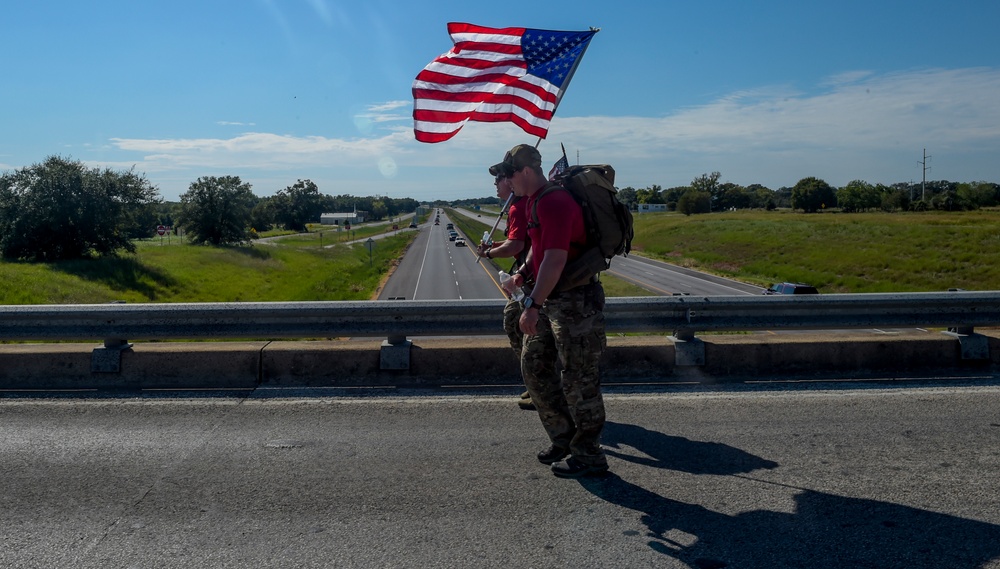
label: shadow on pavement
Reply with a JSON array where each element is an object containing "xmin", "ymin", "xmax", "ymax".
[
  {"xmin": 602, "ymin": 421, "xmax": 780, "ymax": 475},
  {"xmin": 583, "ymin": 422, "xmax": 1000, "ymax": 568}
]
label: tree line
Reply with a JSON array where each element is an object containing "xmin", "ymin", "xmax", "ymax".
[
  {"xmin": 6, "ymin": 155, "xmax": 998, "ymax": 262},
  {"xmin": 617, "ymin": 172, "xmax": 1000, "ymax": 215},
  {"xmin": 0, "ymin": 156, "xmax": 419, "ymax": 261}
]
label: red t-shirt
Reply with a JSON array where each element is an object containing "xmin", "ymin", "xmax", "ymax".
[
  {"xmin": 506, "ymin": 197, "xmax": 528, "ymax": 242},
  {"xmin": 526, "ymin": 185, "xmax": 586, "ymax": 278}
]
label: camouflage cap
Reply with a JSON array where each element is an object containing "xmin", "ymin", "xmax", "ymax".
[{"xmin": 488, "ymin": 144, "xmax": 542, "ymax": 177}]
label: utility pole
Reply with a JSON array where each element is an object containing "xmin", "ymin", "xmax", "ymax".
[{"xmin": 920, "ymin": 148, "xmax": 931, "ymax": 202}]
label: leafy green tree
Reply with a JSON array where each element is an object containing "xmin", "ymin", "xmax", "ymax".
[
  {"xmin": 956, "ymin": 182, "xmax": 999, "ymax": 209},
  {"xmin": 717, "ymin": 182, "xmax": 750, "ymax": 210},
  {"xmin": 616, "ymin": 187, "xmax": 637, "ymax": 210},
  {"xmin": 0, "ymin": 156, "xmax": 160, "ymax": 261},
  {"xmin": 791, "ymin": 177, "xmax": 837, "ymax": 213},
  {"xmin": 676, "ymin": 190, "xmax": 712, "ymax": 216},
  {"xmin": 837, "ymin": 180, "xmax": 881, "ymax": 212},
  {"xmin": 773, "ymin": 187, "xmax": 793, "ymax": 208},
  {"xmin": 878, "ymin": 184, "xmax": 909, "ymax": 212},
  {"xmin": 745, "ymin": 184, "xmax": 775, "ymax": 210},
  {"xmin": 691, "ymin": 172, "xmax": 721, "ymax": 211},
  {"xmin": 250, "ymin": 197, "xmax": 276, "ymax": 232},
  {"xmin": 662, "ymin": 186, "xmax": 691, "ymax": 211},
  {"xmin": 369, "ymin": 198, "xmax": 389, "ymax": 221},
  {"xmin": 178, "ymin": 176, "xmax": 256, "ymax": 245},
  {"xmin": 931, "ymin": 188, "xmax": 961, "ymax": 211},
  {"xmin": 635, "ymin": 186, "xmax": 664, "ymax": 204},
  {"xmin": 272, "ymin": 179, "xmax": 325, "ymax": 231}
]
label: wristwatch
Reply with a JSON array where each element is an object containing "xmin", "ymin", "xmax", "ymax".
[
  {"xmin": 523, "ymin": 297, "xmax": 540, "ymax": 310},
  {"xmin": 485, "ymin": 249, "xmax": 491, "ymax": 259}
]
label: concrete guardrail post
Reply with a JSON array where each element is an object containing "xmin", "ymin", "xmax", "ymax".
[
  {"xmin": 92, "ymin": 301, "xmax": 133, "ymax": 373},
  {"xmin": 381, "ymin": 334, "xmax": 411, "ymax": 370},
  {"xmin": 669, "ymin": 326, "xmax": 705, "ymax": 367}
]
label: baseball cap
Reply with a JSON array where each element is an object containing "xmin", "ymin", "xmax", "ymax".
[{"xmin": 488, "ymin": 144, "xmax": 542, "ymax": 177}]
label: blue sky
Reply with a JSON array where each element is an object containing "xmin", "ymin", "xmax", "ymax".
[{"xmin": 3, "ymin": 0, "xmax": 999, "ymax": 202}]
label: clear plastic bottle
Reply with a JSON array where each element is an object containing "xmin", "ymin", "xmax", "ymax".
[
  {"xmin": 498, "ymin": 271, "xmax": 525, "ymax": 301},
  {"xmin": 481, "ymin": 231, "xmax": 492, "ymax": 247}
]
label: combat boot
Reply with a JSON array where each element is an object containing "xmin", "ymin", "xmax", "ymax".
[
  {"xmin": 536, "ymin": 445, "xmax": 570, "ymax": 465},
  {"xmin": 551, "ymin": 457, "xmax": 609, "ymax": 478}
]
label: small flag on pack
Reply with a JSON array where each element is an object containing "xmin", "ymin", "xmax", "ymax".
[{"xmin": 548, "ymin": 146, "xmax": 569, "ymax": 180}]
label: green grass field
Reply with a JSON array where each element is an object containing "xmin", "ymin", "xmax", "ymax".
[
  {"xmin": 0, "ymin": 232, "xmax": 416, "ymax": 304},
  {"xmin": 633, "ymin": 209, "xmax": 1000, "ymax": 292},
  {"xmin": 2, "ymin": 209, "xmax": 997, "ymax": 304}
]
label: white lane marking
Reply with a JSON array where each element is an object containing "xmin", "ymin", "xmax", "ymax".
[{"xmin": 412, "ymin": 230, "xmax": 433, "ymax": 300}]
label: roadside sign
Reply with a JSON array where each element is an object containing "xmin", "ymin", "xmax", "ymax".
[
  {"xmin": 156, "ymin": 225, "xmax": 166, "ymax": 236},
  {"xmin": 365, "ymin": 237, "xmax": 375, "ymax": 267}
]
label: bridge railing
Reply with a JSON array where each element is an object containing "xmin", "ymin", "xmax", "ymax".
[
  {"xmin": 2, "ymin": 291, "xmax": 998, "ymax": 342},
  {"xmin": 2, "ymin": 291, "xmax": 997, "ymax": 370}
]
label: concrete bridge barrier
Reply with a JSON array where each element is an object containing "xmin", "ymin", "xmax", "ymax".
[{"xmin": 2, "ymin": 330, "xmax": 997, "ymax": 391}]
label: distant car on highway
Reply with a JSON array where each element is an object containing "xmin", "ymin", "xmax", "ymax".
[
  {"xmin": 763, "ymin": 282, "xmax": 819, "ymax": 295},
  {"xmin": 409, "ymin": 222, "xmax": 417, "ymax": 228},
  {"xmin": 455, "ymin": 238, "xmax": 466, "ymax": 247}
]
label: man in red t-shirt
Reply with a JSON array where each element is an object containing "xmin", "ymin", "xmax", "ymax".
[{"xmin": 494, "ymin": 144, "xmax": 609, "ymax": 479}]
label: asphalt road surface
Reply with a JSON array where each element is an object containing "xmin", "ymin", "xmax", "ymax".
[
  {"xmin": 3, "ymin": 382, "xmax": 1000, "ymax": 568},
  {"xmin": 379, "ymin": 213, "xmax": 502, "ymax": 300}
]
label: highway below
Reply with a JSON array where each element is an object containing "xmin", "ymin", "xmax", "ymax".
[
  {"xmin": 378, "ymin": 212, "xmax": 504, "ymax": 300},
  {"xmin": 3, "ymin": 382, "xmax": 1000, "ymax": 568},
  {"xmin": 380, "ymin": 209, "xmax": 762, "ymax": 301}
]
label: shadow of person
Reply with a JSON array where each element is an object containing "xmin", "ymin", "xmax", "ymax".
[
  {"xmin": 581, "ymin": 423, "xmax": 1000, "ymax": 568},
  {"xmin": 602, "ymin": 421, "xmax": 779, "ymax": 475},
  {"xmin": 581, "ymin": 474, "xmax": 1000, "ymax": 568}
]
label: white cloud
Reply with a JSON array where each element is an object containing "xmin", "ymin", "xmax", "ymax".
[
  {"xmin": 366, "ymin": 100, "xmax": 410, "ymax": 113},
  {"xmin": 94, "ymin": 67, "xmax": 1000, "ymax": 200}
]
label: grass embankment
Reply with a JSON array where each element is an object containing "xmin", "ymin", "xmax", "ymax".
[
  {"xmin": 5, "ymin": 209, "xmax": 997, "ymax": 304},
  {"xmin": 0, "ymin": 232, "xmax": 416, "ymax": 304},
  {"xmin": 634, "ymin": 209, "xmax": 1000, "ymax": 293}
]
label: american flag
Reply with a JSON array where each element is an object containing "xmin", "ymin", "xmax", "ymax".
[
  {"xmin": 413, "ymin": 23, "xmax": 597, "ymax": 143},
  {"xmin": 548, "ymin": 147, "xmax": 569, "ymax": 181}
]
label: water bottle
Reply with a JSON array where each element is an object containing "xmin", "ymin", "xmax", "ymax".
[
  {"xmin": 481, "ymin": 231, "xmax": 492, "ymax": 247},
  {"xmin": 498, "ymin": 271, "xmax": 525, "ymax": 301}
]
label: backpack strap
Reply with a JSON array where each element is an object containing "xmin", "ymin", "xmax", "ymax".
[{"xmin": 527, "ymin": 182, "xmax": 566, "ymax": 230}]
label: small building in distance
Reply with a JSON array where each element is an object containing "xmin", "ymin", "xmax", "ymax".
[
  {"xmin": 637, "ymin": 203, "xmax": 667, "ymax": 213},
  {"xmin": 320, "ymin": 211, "xmax": 367, "ymax": 225}
]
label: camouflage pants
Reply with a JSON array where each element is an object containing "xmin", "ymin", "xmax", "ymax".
[
  {"xmin": 521, "ymin": 281, "xmax": 607, "ymax": 467},
  {"xmin": 502, "ymin": 297, "xmax": 524, "ymax": 357}
]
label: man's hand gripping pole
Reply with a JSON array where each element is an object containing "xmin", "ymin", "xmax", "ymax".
[{"xmin": 475, "ymin": 193, "xmax": 514, "ymax": 264}]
